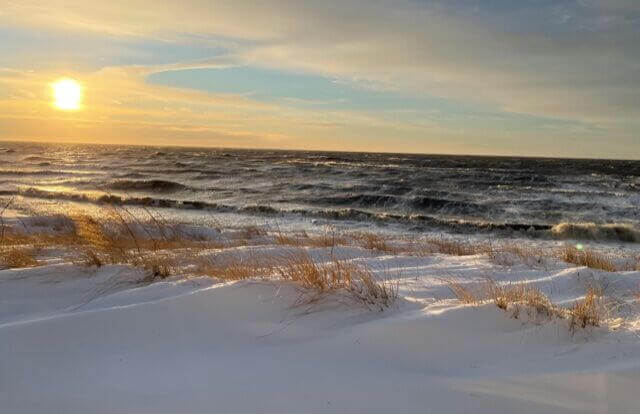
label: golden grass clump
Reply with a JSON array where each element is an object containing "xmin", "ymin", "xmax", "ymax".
[
  {"xmin": 139, "ymin": 254, "xmax": 175, "ymax": 281},
  {"xmin": 558, "ymin": 246, "xmax": 617, "ymax": 272},
  {"xmin": 1, "ymin": 248, "xmax": 39, "ymax": 269},
  {"xmin": 487, "ymin": 243, "xmax": 546, "ymax": 267},
  {"xmin": 238, "ymin": 225, "xmax": 268, "ymax": 240},
  {"xmin": 352, "ymin": 232, "xmax": 397, "ymax": 254},
  {"xmin": 196, "ymin": 249, "xmax": 395, "ymax": 308},
  {"xmin": 568, "ymin": 287, "xmax": 602, "ymax": 332},
  {"xmin": 67, "ymin": 210, "xmax": 190, "ymax": 283},
  {"xmin": 420, "ymin": 237, "xmax": 490, "ymax": 256},
  {"xmin": 446, "ymin": 279, "xmax": 482, "ymax": 305},
  {"xmin": 276, "ymin": 232, "xmax": 491, "ymax": 257},
  {"xmin": 484, "ymin": 279, "xmax": 563, "ymax": 319},
  {"xmin": 1, "ymin": 203, "xmax": 394, "ymax": 305},
  {"xmin": 69, "ymin": 208, "xmax": 219, "ymax": 273},
  {"xmin": 274, "ymin": 233, "xmax": 303, "ymax": 246},
  {"xmin": 306, "ymin": 234, "xmax": 348, "ymax": 248},
  {"xmin": 72, "ymin": 214, "xmax": 129, "ymax": 265},
  {"xmin": 197, "ymin": 254, "xmax": 271, "ymax": 281},
  {"xmin": 77, "ymin": 247, "xmax": 103, "ymax": 268},
  {"xmin": 273, "ymin": 251, "xmax": 396, "ymax": 308},
  {"xmin": 447, "ymin": 278, "xmax": 605, "ymax": 331},
  {"xmin": 0, "ymin": 227, "xmax": 79, "ymax": 248},
  {"xmin": 275, "ymin": 230, "xmax": 347, "ymax": 249}
]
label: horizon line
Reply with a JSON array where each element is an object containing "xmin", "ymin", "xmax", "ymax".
[{"xmin": 1, "ymin": 138, "xmax": 638, "ymax": 162}]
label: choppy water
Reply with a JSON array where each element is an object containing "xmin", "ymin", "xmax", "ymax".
[{"xmin": 1, "ymin": 141, "xmax": 640, "ymax": 242}]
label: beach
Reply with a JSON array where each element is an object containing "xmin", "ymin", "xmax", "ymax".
[
  {"xmin": 4, "ymin": 0, "xmax": 640, "ymax": 411},
  {"xmin": 1, "ymin": 198, "xmax": 639, "ymax": 413}
]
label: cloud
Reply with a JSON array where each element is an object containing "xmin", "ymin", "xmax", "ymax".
[
  {"xmin": 5, "ymin": 0, "xmax": 639, "ymax": 125},
  {"xmin": 2, "ymin": 1, "xmax": 639, "ymax": 157}
]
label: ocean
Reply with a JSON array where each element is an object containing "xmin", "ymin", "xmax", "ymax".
[{"xmin": 1, "ymin": 141, "xmax": 639, "ymax": 243}]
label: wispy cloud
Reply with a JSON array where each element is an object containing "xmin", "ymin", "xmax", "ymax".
[{"xmin": 1, "ymin": 0, "xmax": 639, "ymax": 157}]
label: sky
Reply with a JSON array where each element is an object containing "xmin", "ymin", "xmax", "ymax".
[{"xmin": 1, "ymin": 0, "xmax": 639, "ymax": 158}]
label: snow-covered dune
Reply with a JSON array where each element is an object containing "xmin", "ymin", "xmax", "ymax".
[{"xmin": 2, "ymin": 245, "xmax": 639, "ymax": 413}]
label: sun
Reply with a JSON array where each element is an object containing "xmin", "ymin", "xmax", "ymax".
[{"xmin": 52, "ymin": 79, "xmax": 83, "ymax": 110}]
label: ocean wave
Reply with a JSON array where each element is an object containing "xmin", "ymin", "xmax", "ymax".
[
  {"xmin": 134, "ymin": 167, "xmax": 209, "ymax": 175},
  {"xmin": 0, "ymin": 169, "xmax": 71, "ymax": 176},
  {"xmin": 309, "ymin": 193, "xmax": 490, "ymax": 215},
  {"xmin": 4, "ymin": 144, "xmax": 640, "ymax": 243},
  {"xmin": 299, "ymin": 208, "xmax": 552, "ymax": 234},
  {"xmin": 22, "ymin": 155, "xmax": 53, "ymax": 162},
  {"xmin": 108, "ymin": 180, "xmax": 190, "ymax": 192},
  {"xmin": 314, "ymin": 194, "xmax": 399, "ymax": 207},
  {"xmin": 410, "ymin": 196, "xmax": 490, "ymax": 214},
  {"xmin": 6, "ymin": 187, "xmax": 223, "ymax": 210},
  {"xmin": 551, "ymin": 222, "xmax": 640, "ymax": 243},
  {"xmin": 4, "ymin": 186, "xmax": 562, "ymax": 236},
  {"xmin": 113, "ymin": 172, "xmax": 146, "ymax": 179},
  {"xmin": 193, "ymin": 172, "xmax": 223, "ymax": 180}
]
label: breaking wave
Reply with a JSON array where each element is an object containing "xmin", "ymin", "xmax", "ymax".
[
  {"xmin": 5, "ymin": 187, "xmax": 552, "ymax": 235},
  {"xmin": 0, "ymin": 169, "xmax": 70, "ymax": 176},
  {"xmin": 3, "ymin": 142, "xmax": 640, "ymax": 243},
  {"xmin": 551, "ymin": 222, "xmax": 640, "ymax": 243},
  {"xmin": 107, "ymin": 180, "xmax": 190, "ymax": 192},
  {"xmin": 306, "ymin": 194, "xmax": 490, "ymax": 215}
]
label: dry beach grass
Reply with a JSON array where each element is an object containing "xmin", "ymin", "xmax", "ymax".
[
  {"xmin": 558, "ymin": 245, "xmax": 618, "ymax": 272},
  {"xmin": 3, "ymin": 206, "xmax": 397, "ymax": 308},
  {"xmin": 0, "ymin": 247, "xmax": 39, "ymax": 269},
  {"xmin": 0, "ymin": 203, "xmax": 637, "ymax": 329},
  {"xmin": 447, "ymin": 277, "xmax": 606, "ymax": 331}
]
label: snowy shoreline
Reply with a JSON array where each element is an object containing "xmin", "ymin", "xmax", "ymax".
[{"xmin": 1, "ymin": 211, "xmax": 640, "ymax": 413}]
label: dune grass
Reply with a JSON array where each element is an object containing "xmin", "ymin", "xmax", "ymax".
[
  {"xmin": 447, "ymin": 277, "xmax": 605, "ymax": 332},
  {"xmin": 196, "ymin": 252, "xmax": 272, "ymax": 281},
  {"xmin": 65, "ymin": 210, "xmax": 397, "ymax": 307},
  {"xmin": 275, "ymin": 230, "xmax": 347, "ymax": 249},
  {"xmin": 351, "ymin": 232, "xmax": 398, "ymax": 254},
  {"xmin": 487, "ymin": 243, "xmax": 547, "ymax": 267},
  {"xmin": 1, "ymin": 247, "xmax": 39, "ymax": 269},
  {"xmin": 196, "ymin": 249, "xmax": 396, "ymax": 308},
  {"xmin": 424, "ymin": 237, "xmax": 491, "ymax": 256},
  {"xmin": 484, "ymin": 278, "xmax": 564, "ymax": 320},
  {"xmin": 558, "ymin": 245, "xmax": 617, "ymax": 272},
  {"xmin": 446, "ymin": 279, "xmax": 483, "ymax": 305},
  {"xmin": 273, "ymin": 251, "xmax": 396, "ymax": 307},
  {"xmin": 0, "ymin": 201, "xmax": 630, "ymax": 315},
  {"xmin": 7, "ymin": 207, "xmax": 624, "ymax": 274},
  {"xmin": 569, "ymin": 287, "xmax": 603, "ymax": 332}
]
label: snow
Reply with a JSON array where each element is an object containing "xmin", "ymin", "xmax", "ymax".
[{"xmin": 1, "ymin": 239, "xmax": 640, "ymax": 413}]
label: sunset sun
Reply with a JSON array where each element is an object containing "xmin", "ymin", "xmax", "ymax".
[{"xmin": 52, "ymin": 79, "xmax": 82, "ymax": 110}]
